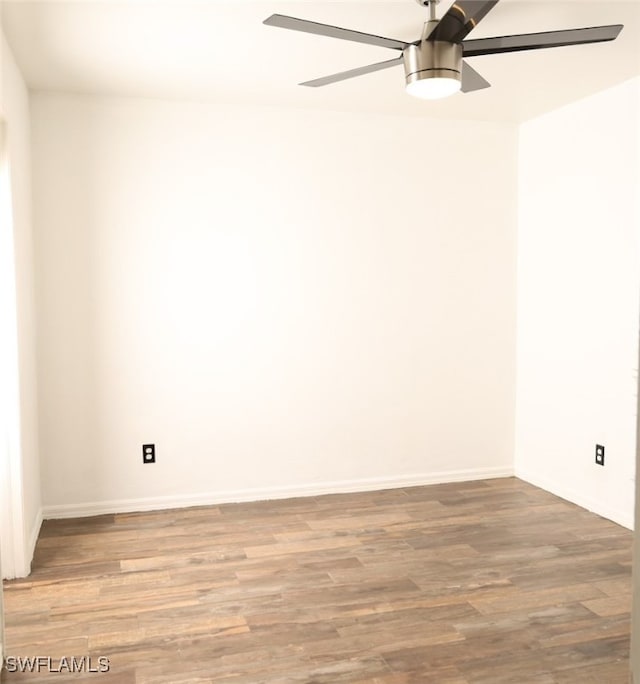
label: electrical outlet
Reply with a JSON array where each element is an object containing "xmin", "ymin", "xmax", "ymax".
[
  {"xmin": 143, "ymin": 444, "xmax": 156, "ymax": 464},
  {"xmin": 595, "ymin": 444, "xmax": 605, "ymax": 466}
]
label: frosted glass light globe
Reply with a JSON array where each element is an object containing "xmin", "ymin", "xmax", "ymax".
[{"xmin": 406, "ymin": 76, "xmax": 461, "ymax": 100}]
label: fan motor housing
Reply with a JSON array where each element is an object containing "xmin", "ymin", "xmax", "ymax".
[{"xmin": 402, "ymin": 41, "xmax": 463, "ymax": 87}]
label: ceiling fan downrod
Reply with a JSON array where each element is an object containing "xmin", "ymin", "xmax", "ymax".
[{"xmin": 414, "ymin": 0, "xmax": 438, "ymax": 23}]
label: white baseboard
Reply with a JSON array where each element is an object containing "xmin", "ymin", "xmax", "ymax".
[
  {"xmin": 515, "ymin": 466, "xmax": 635, "ymax": 530},
  {"xmin": 42, "ymin": 466, "xmax": 514, "ymax": 519}
]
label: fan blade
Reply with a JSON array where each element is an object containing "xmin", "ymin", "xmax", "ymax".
[
  {"xmin": 263, "ymin": 14, "xmax": 409, "ymax": 51},
  {"xmin": 428, "ymin": 1, "xmax": 500, "ymax": 43},
  {"xmin": 300, "ymin": 56, "xmax": 404, "ymax": 87},
  {"xmin": 461, "ymin": 60, "xmax": 491, "ymax": 92},
  {"xmin": 463, "ymin": 24, "xmax": 623, "ymax": 57}
]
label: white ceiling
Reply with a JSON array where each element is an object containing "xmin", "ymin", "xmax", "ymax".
[{"xmin": 2, "ymin": 0, "xmax": 639, "ymax": 122}]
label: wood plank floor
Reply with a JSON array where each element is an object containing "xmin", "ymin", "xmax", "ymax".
[{"xmin": 1, "ymin": 477, "xmax": 633, "ymax": 683}]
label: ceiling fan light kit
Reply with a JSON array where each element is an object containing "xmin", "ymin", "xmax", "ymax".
[
  {"xmin": 403, "ymin": 40, "xmax": 462, "ymax": 99},
  {"xmin": 263, "ymin": 0, "xmax": 623, "ymax": 101}
]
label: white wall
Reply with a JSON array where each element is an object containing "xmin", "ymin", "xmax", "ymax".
[
  {"xmin": 31, "ymin": 93, "xmax": 518, "ymax": 515},
  {"xmin": 515, "ymin": 77, "xmax": 640, "ymax": 530},
  {"xmin": 633, "ymin": 349, "xmax": 640, "ymax": 680},
  {"xmin": 0, "ymin": 31, "xmax": 41, "ymax": 577},
  {"xmin": 633, "ymin": 104, "xmax": 640, "ymax": 683}
]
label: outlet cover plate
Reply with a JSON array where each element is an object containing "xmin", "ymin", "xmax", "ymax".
[{"xmin": 143, "ymin": 444, "xmax": 156, "ymax": 464}]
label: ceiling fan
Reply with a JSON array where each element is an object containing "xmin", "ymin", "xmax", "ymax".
[{"xmin": 263, "ymin": 0, "xmax": 623, "ymax": 100}]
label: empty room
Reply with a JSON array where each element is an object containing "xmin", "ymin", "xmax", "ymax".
[{"xmin": 1, "ymin": 0, "xmax": 639, "ymax": 682}]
